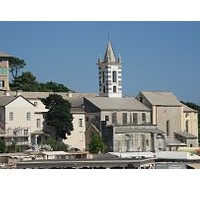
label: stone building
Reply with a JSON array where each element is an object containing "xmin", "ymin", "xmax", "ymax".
[
  {"xmin": 85, "ymin": 41, "xmax": 198, "ymax": 152},
  {"xmin": 136, "ymin": 91, "xmax": 198, "ymax": 150}
]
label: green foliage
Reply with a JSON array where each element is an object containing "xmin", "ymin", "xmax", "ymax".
[
  {"xmin": 0, "ymin": 139, "xmax": 6, "ymax": 153},
  {"xmin": 10, "ymin": 71, "xmax": 71, "ymax": 92},
  {"xmin": 39, "ymin": 81, "xmax": 70, "ymax": 92},
  {"xmin": 41, "ymin": 138, "xmax": 69, "ymax": 151},
  {"xmin": 9, "ymin": 57, "xmax": 26, "ymax": 79},
  {"xmin": 88, "ymin": 133, "xmax": 106, "ymax": 154},
  {"xmin": 10, "ymin": 71, "xmax": 39, "ymax": 91},
  {"xmin": 41, "ymin": 94, "xmax": 73, "ymax": 140}
]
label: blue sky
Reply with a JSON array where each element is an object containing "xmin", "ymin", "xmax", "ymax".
[{"xmin": 0, "ymin": 21, "xmax": 200, "ymax": 104}]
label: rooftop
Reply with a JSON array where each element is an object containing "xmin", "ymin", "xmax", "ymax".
[
  {"xmin": 85, "ymin": 97, "xmax": 151, "ymax": 111},
  {"xmin": 140, "ymin": 91, "xmax": 182, "ymax": 106}
]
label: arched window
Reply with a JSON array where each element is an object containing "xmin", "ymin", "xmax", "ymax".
[
  {"xmin": 113, "ymin": 71, "xmax": 117, "ymax": 82},
  {"xmin": 166, "ymin": 120, "xmax": 170, "ymax": 136},
  {"xmin": 113, "ymin": 86, "xmax": 117, "ymax": 93},
  {"xmin": 186, "ymin": 120, "xmax": 189, "ymax": 132}
]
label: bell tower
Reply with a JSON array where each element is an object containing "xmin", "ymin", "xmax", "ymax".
[
  {"xmin": 97, "ymin": 41, "xmax": 122, "ymax": 98},
  {"xmin": 0, "ymin": 52, "xmax": 10, "ymax": 91}
]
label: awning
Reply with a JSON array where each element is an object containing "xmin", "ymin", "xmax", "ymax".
[
  {"xmin": 166, "ymin": 138, "xmax": 186, "ymax": 146},
  {"xmin": 175, "ymin": 131, "xmax": 197, "ymax": 139}
]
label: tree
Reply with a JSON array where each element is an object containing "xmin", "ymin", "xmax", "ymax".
[
  {"xmin": 0, "ymin": 139, "xmax": 6, "ymax": 153},
  {"xmin": 10, "ymin": 71, "xmax": 39, "ymax": 91},
  {"xmin": 41, "ymin": 94, "xmax": 73, "ymax": 140},
  {"xmin": 10, "ymin": 71, "xmax": 71, "ymax": 92},
  {"xmin": 41, "ymin": 138, "xmax": 69, "ymax": 151},
  {"xmin": 39, "ymin": 81, "xmax": 70, "ymax": 92},
  {"xmin": 88, "ymin": 133, "xmax": 106, "ymax": 154},
  {"xmin": 9, "ymin": 57, "xmax": 26, "ymax": 79}
]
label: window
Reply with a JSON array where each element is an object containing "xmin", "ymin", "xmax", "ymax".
[
  {"xmin": 36, "ymin": 119, "xmax": 41, "ymax": 129},
  {"xmin": 105, "ymin": 115, "xmax": 109, "ymax": 121},
  {"xmin": 0, "ymin": 80, "xmax": 5, "ymax": 89},
  {"xmin": 86, "ymin": 117, "xmax": 89, "ymax": 122},
  {"xmin": 133, "ymin": 113, "xmax": 138, "ymax": 124},
  {"xmin": 186, "ymin": 120, "xmax": 189, "ymax": 132},
  {"xmin": 142, "ymin": 113, "xmax": 146, "ymax": 122},
  {"xmin": 102, "ymin": 71, "xmax": 105, "ymax": 83},
  {"xmin": 79, "ymin": 118, "xmax": 83, "ymax": 127},
  {"xmin": 103, "ymin": 86, "xmax": 106, "ymax": 93},
  {"xmin": 9, "ymin": 112, "xmax": 14, "ymax": 121},
  {"xmin": 24, "ymin": 129, "xmax": 29, "ymax": 135},
  {"xmin": 166, "ymin": 120, "xmax": 170, "ymax": 136},
  {"xmin": 27, "ymin": 112, "xmax": 31, "ymax": 121},
  {"xmin": 112, "ymin": 71, "xmax": 117, "ymax": 82},
  {"xmin": 112, "ymin": 113, "xmax": 117, "ymax": 124},
  {"xmin": 146, "ymin": 139, "xmax": 149, "ymax": 146},
  {"xmin": 113, "ymin": 86, "xmax": 117, "ymax": 93},
  {"xmin": 122, "ymin": 113, "xmax": 127, "ymax": 125}
]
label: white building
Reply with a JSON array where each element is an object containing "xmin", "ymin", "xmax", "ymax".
[{"xmin": 0, "ymin": 95, "xmax": 35, "ymax": 150}]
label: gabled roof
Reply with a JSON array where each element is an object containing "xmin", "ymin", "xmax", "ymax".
[
  {"xmin": 103, "ymin": 42, "xmax": 116, "ymax": 63},
  {"xmin": 181, "ymin": 103, "xmax": 198, "ymax": 113},
  {"xmin": 140, "ymin": 91, "xmax": 182, "ymax": 106},
  {"xmin": 0, "ymin": 96, "xmax": 18, "ymax": 106},
  {"xmin": 0, "ymin": 95, "xmax": 34, "ymax": 107},
  {"xmin": 85, "ymin": 97, "xmax": 150, "ymax": 111}
]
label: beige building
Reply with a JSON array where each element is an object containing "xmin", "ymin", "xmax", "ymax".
[
  {"xmin": 0, "ymin": 91, "xmax": 96, "ymax": 151},
  {"xmin": 84, "ymin": 96, "xmax": 166, "ymax": 152},
  {"xmin": 0, "ymin": 95, "xmax": 35, "ymax": 150},
  {"xmin": 136, "ymin": 91, "xmax": 198, "ymax": 150}
]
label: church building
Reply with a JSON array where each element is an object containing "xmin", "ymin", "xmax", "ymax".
[{"xmin": 85, "ymin": 41, "xmax": 199, "ymax": 152}]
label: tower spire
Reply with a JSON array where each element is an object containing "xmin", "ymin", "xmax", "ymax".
[{"xmin": 103, "ymin": 41, "xmax": 116, "ymax": 62}]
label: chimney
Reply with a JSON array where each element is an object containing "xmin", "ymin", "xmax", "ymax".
[
  {"xmin": 16, "ymin": 90, "xmax": 22, "ymax": 96},
  {"xmin": 4, "ymin": 90, "xmax": 10, "ymax": 96},
  {"xmin": 67, "ymin": 92, "xmax": 72, "ymax": 98}
]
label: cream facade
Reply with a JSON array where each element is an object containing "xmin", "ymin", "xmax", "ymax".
[
  {"xmin": 0, "ymin": 96, "xmax": 35, "ymax": 149},
  {"xmin": 64, "ymin": 113, "xmax": 86, "ymax": 151},
  {"xmin": 136, "ymin": 91, "xmax": 198, "ymax": 149}
]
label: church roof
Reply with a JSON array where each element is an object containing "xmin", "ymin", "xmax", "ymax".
[
  {"xmin": 140, "ymin": 91, "xmax": 182, "ymax": 106},
  {"xmin": 103, "ymin": 41, "xmax": 116, "ymax": 62},
  {"xmin": 181, "ymin": 103, "xmax": 198, "ymax": 113},
  {"xmin": 84, "ymin": 97, "xmax": 150, "ymax": 111}
]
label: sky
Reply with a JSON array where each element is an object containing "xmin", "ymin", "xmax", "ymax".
[
  {"xmin": 0, "ymin": 21, "xmax": 200, "ymax": 104},
  {"xmin": 1, "ymin": 1, "xmax": 200, "ymax": 199}
]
